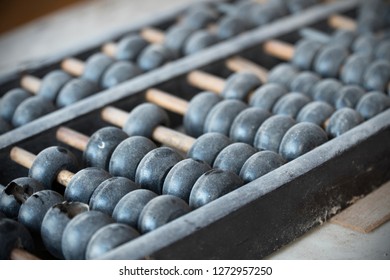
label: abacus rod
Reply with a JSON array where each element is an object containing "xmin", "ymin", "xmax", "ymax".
[
  {"xmin": 225, "ymin": 56, "xmax": 269, "ymax": 83},
  {"xmin": 145, "ymin": 88, "xmax": 189, "ymax": 116},
  {"xmin": 10, "ymin": 248, "xmax": 40, "ymax": 260},
  {"xmin": 328, "ymin": 14, "xmax": 357, "ymax": 31},
  {"xmin": 140, "ymin": 27, "xmax": 166, "ymax": 44},
  {"xmin": 186, "ymin": 70, "xmax": 226, "ymax": 94},
  {"xmin": 262, "ymin": 39, "xmax": 295, "ymax": 61},
  {"xmin": 61, "ymin": 58, "xmax": 85, "ymax": 77},
  {"xmin": 20, "ymin": 75, "xmax": 41, "ymax": 94},
  {"xmin": 101, "ymin": 106, "xmax": 128, "ymax": 128},
  {"xmin": 56, "ymin": 126, "xmax": 89, "ymax": 151},
  {"xmin": 101, "ymin": 42, "xmax": 117, "ymax": 58}
]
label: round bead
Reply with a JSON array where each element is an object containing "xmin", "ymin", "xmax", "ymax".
[
  {"xmin": 38, "ymin": 70, "xmax": 72, "ymax": 101},
  {"xmin": 375, "ymin": 40, "xmax": 390, "ymax": 61},
  {"xmin": 137, "ymin": 44, "xmax": 175, "ymax": 72},
  {"xmin": 164, "ymin": 25, "xmax": 195, "ymax": 56},
  {"xmin": 273, "ymin": 92, "xmax": 311, "ymax": 118},
  {"xmin": 249, "ymin": 83, "xmax": 287, "ymax": 111},
  {"xmin": 163, "ymin": 158, "xmax": 211, "ymax": 202},
  {"xmin": 254, "ymin": 115, "xmax": 296, "ymax": 152},
  {"xmin": 12, "ymin": 96, "xmax": 56, "ymax": 127},
  {"xmin": 109, "ymin": 136, "xmax": 157, "ymax": 181},
  {"xmin": 239, "ymin": 151, "xmax": 285, "ymax": 183},
  {"xmin": 222, "ymin": 72, "xmax": 262, "ymax": 100},
  {"xmin": 18, "ymin": 190, "xmax": 63, "ymax": 233},
  {"xmin": 86, "ymin": 223, "xmax": 139, "ymax": 260},
  {"xmin": 356, "ymin": 91, "xmax": 390, "ymax": 120},
  {"xmin": 101, "ymin": 61, "xmax": 142, "ymax": 89},
  {"xmin": 123, "ymin": 103, "xmax": 169, "ymax": 138},
  {"xmin": 183, "ymin": 30, "xmax": 219, "ymax": 55},
  {"xmin": 352, "ymin": 34, "xmax": 378, "ymax": 56},
  {"xmin": 89, "ymin": 177, "xmax": 139, "ymax": 215},
  {"xmin": 326, "ymin": 108, "xmax": 363, "ymax": 138},
  {"xmin": 184, "ymin": 91, "xmax": 223, "ymax": 137},
  {"xmin": 335, "ymin": 85, "xmax": 365, "ymax": 109},
  {"xmin": 64, "ymin": 167, "xmax": 111, "ymax": 204},
  {"xmin": 292, "ymin": 39, "xmax": 322, "ymax": 70},
  {"xmin": 83, "ymin": 126, "xmax": 128, "ymax": 170},
  {"xmin": 290, "ymin": 71, "xmax": 320, "ymax": 98},
  {"xmin": 29, "ymin": 146, "xmax": 79, "ymax": 190},
  {"xmin": 189, "ymin": 169, "xmax": 244, "ymax": 209},
  {"xmin": 135, "ymin": 147, "xmax": 184, "ymax": 194},
  {"xmin": 313, "ymin": 45, "xmax": 349, "ymax": 78},
  {"xmin": 62, "ymin": 211, "xmax": 114, "ymax": 260},
  {"xmin": 250, "ymin": 3, "xmax": 286, "ymax": 26},
  {"xmin": 0, "ymin": 88, "xmax": 32, "ymax": 122},
  {"xmin": 229, "ymin": 107, "xmax": 271, "ymax": 144},
  {"xmin": 181, "ymin": 8, "xmax": 218, "ymax": 30},
  {"xmin": 188, "ymin": 132, "xmax": 232, "ymax": 166},
  {"xmin": 41, "ymin": 201, "xmax": 89, "ymax": 259},
  {"xmin": 216, "ymin": 15, "xmax": 247, "ymax": 39},
  {"xmin": 331, "ymin": 29, "xmax": 357, "ymax": 49},
  {"xmin": 204, "ymin": 99, "xmax": 248, "ymax": 135},
  {"xmin": 296, "ymin": 101, "xmax": 335, "ymax": 127},
  {"xmin": 115, "ymin": 34, "xmax": 148, "ymax": 61},
  {"xmin": 56, "ymin": 78, "xmax": 99, "ymax": 107},
  {"xmin": 112, "ymin": 189, "xmax": 157, "ymax": 228},
  {"xmin": 340, "ymin": 53, "xmax": 372, "ymax": 86},
  {"xmin": 311, "ymin": 78, "xmax": 343, "ymax": 105},
  {"xmin": 267, "ymin": 63, "xmax": 299, "ymax": 89},
  {"xmin": 363, "ymin": 60, "xmax": 390, "ymax": 92},
  {"xmin": 279, "ymin": 122, "xmax": 328, "ymax": 161},
  {"xmin": 82, "ymin": 53, "xmax": 114, "ymax": 83}
]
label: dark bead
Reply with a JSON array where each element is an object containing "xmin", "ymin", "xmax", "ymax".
[
  {"xmin": 331, "ymin": 29, "xmax": 357, "ymax": 49},
  {"xmin": 356, "ymin": 91, "xmax": 390, "ymax": 120},
  {"xmin": 314, "ymin": 45, "xmax": 349, "ymax": 78},
  {"xmin": 101, "ymin": 61, "xmax": 142, "ymax": 89},
  {"xmin": 82, "ymin": 53, "xmax": 115, "ymax": 83},
  {"xmin": 340, "ymin": 53, "xmax": 372, "ymax": 86},
  {"xmin": 352, "ymin": 34, "xmax": 378, "ymax": 56},
  {"xmin": 115, "ymin": 34, "xmax": 148, "ymax": 61},
  {"xmin": 363, "ymin": 60, "xmax": 390, "ymax": 92},
  {"xmin": 181, "ymin": 8, "xmax": 218, "ymax": 30},
  {"xmin": 56, "ymin": 78, "xmax": 99, "ymax": 107},
  {"xmin": 249, "ymin": 83, "xmax": 287, "ymax": 111},
  {"xmin": 267, "ymin": 63, "xmax": 299, "ymax": 89},
  {"xmin": 183, "ymin": 30, "xmax": 219, "ymax": 55},
  {"xmin": 292, "ymin": 39, "xmax": 322, "ymax": 70},
  {"xmin": 311, "ymin": 78, "xmax": 343, "ymax": 105},
  {"xmin": 164, "ymin": 26, "xmax": 195, "ymax": 56},
  {"xmin": 326, "ymin": 108, "xmax": 364, "ymax": 138},
  {"xmin": 38, "ymin": 70, "xmax": 72, "ymax": 101},
  {"xmin": 216, "ymin": 15, "xmax": 247, "ymax": 40},
  {"xmin": 290, "ymin": 71, "xmax": 320, "ymax": 98},
  {"xmin": 12, "ymin": 96, "xmax": 56, "ymax": 127},
  {"xmin": 272, "ymin": 92, "xmax": 311, "ymax": 118},
  {"xmin": 335, "ymin": 85, "xmax": 365, "ymax": 109},
  {"xmin": 0, "ymin": 88, "xmax": 32, "ymax": 122},
  {"xmin": 296, "ymin": 101, "xmax": 335, "ymax": 127},
  {"xmin": 375, "ymin": 40, "xmax": 390, "ymax": 61},
  {"xmin": 286, "ymin": 0, "xmax": 319, "ymax": 13},
  {"xmin": 137, "ymin": 44, "xmax": 175, "ymax": 72},
  {"xmin": 222, "ymin": 72, "xmax": 262, "ymax": 100}
]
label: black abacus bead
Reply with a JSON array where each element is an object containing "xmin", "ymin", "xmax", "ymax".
[
  {"xmin": 335, "ymin": 85, "xmax": 365, "ymax": 109},
  {"xmin": 189, "ymin": 169, "xmax": 243, "ymax": 209},
  {"xmin": 363, "ymin": 60, "xmax": 390, "ymax": 92},
  {"xmin": 89, "ymin": 177, "xmax": 139, "ymax": 215},
  {"xmin": 29, "ymin": 146, "xmax": 79, "ymax": 190},
  {"xmin": 12, "ymin": 96, "xmax": 56, "ymax": 127},
  {"xmin": 181, "ymin": 8, "xmax": 218, "ymax": 30},
  {"xmin": 138, "ymin": 195, "xmax": 191, "ymax": 234},
  {"xmin": 204, "ymin": 99, "xmax": 248, "ymax": 135},
  {"xmin": 64, "ymin": 167, "xmax": 111, "ymax": 204},
  {"xmin": 286, "ymin": 0, "xmax": 319, "ymax": 13},
  {"xmin": 115, "ymin": 34, "xmax": 148, "ymax": 61},
  {"xmin": 164, "ymin": 25, "xmax": 195, "ymax": 56},
  {"xmin": 331, "ymin": 29, "xmax": 357, "ymax": 49},
  {"xmin": 290, "ymin": 71, "xmax": 321, "ymax": 98},
  {"xmin": 296, "ymin": 101, "xmax": 334, "ymax": 127},
  {"xmin": 279, "ymin": 122, "xmax": 328, "ymax": 161},
  {"xmin": 135, "ymin": 147, "xmax": 184, "ymax": 194},
  {"xmin": 38, "ymin": 70, "xmax": 72, "ymax": 101},
  {"xmin": 250, "ymin": 3, "xmax": 286, "ymax": 26},
  {"xmin": 0, "ymin": 88, "xmax": 31, "ymax": 122},
  {"xmin": 183, "ymin": 30, "xmax": 220, "ymax": 55},
  {"xmin": 254, "ymin": 115, "xmax": 296, "ymax": 152},
  {"xmin": 0, "ymin": 218, "xmax": 35, "ymax": 260},
  {"xmin": 184, "ymin": 92, "xmax": 223, "ymax": 137},
  {"xmin": 213, "ymin": 143, "xmax": 257, "ymax": 175},
  {"xmin": 239, "ymin": 151, "xmax": 285, "ymax": 183},
  {"xmin": 86, "ymin": 223, "xmax": 139, "ymax": 260},
  {"xmin": 273, "ymin": 92, "xmax": 311, "ymax": 118},
  {"xmin": 356, "ymin": 91, "xmax": 390, "ymax": 120},
  {"xmin": 56, "ymin": 78, "xmax": 99, "ymax": 107},
  {"xmin": 101, "ymin": 61, "xmax": 142, "ymax": 89},
  {"xmin": 137, "ymin": 44, "xmax": 175, "ymax": 72},
  {"xmin": 352, "ymin": 34, "xmax": 378, "ymax": 56},
  {"xmin": 112, "ymin": 189, "xmax": 157, "ymax": 228},
  {"xmin": 62, "ymin": 210, "xmax": 114, "ymax": 260},
  {"xmin": 83, "ymin": 126, "xmax": 128, "ymax": 170},
  {"xmin": 229, "ymin": 107, "xmax": 271, "ymax": 144},
  {"xmin": 313, "ymin": 45, "xmax": 349, "ymax": 78},
  {"xmin": 0, "ymin": 119, "xmax": 11, "ymax": 134},
  {"xmin": 326, "ymin": 108, "xmax": 364, "ymax": 138},
  {"xmin": 0, "ymin": 177, "xmax": 44, "ymax": 219},
  {"xmin": 222, "ymin": 72, "xmax": 262, "ymax": 100},
  {"xmin": 267, "ymin": 63, "xmax": 299, "ymax": 89},
  {"xmin": 163, "ymin": 158, "xmax": 211, "ymax": 202},
  {"xmin": 109, "ymin": 136, "xmax": 157, "ymax": 181},
  {"xmin": 249, "ymin": 83, "xmax": 287, "ymax": 111},
  {"xmin": 41, "ymin": 201, "xmax": 89, "ymax": 259},
  {"xmin": 292, "ymin": 39, "xmax": 322, "ymax": 70},
  {"xmin": 375, "ymin": 40, "xmax": 390, "ymax": 61},
  {"xmin": 311, "ymin": 78, "xmax": 343, "ymax": 105},
  {"xmin": 18, "ymin": 190, "xmax": 63, "ymax": 233},
  {"xmin": 123, "ymin": 103, "xmax": 169, "ymax": 138},
  {"xmin": 216, "ymin": 15, "xmax": 247, "ymax": 40},
  {"xmin": 82, "ymin": 53, "xmax": 115, "ymax": 83},
  {"xmin": 340, "ymin": 53, "xmax": 372, "ymax": 86},
  {"xmin": 188, "ymin": 132, "xmax": 232, "ymax": 166}
]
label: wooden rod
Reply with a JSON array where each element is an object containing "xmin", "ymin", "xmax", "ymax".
[
  {"xmin": 10, "ymin": 248, "xmax": 40, "ymax": 260},
  {"xmin": 102, "ymin": 42, "xmax": 117, "ymax": 57},
  {"xmin": 328, "ymin": 14, "xmax": 357, "ymax": 31},
  {"xmin": 20, "ymin": 75, "xmax": 41, "ymax": 94},
  {"xmin": 101, "ymin": 106, "xmax": 128, "ymax": 128},
  {"xmin": 152, "ymin": 126, "xmax": 195, "ymax": 153},
  {"xmin": 187, "ymin": 70, "xmax": 226, "ymax": 94},
  {"xmin": 61, "ymin": 58, "xmax": 85, "ymax": 77},
  {"xmin": 140, "ymin": 27, "xmax": 165, "ymax": 44},
  {"xmin": 225, "ymin": 56, "xmax": 269, "ymax": 83},
  {"xmin": 145, "ymin": 88, "xmax": 189, "ymax": 116},
  {"xmin": 57, "ymin": 170, "xmax": 74, "ymax": 187},
  {"xmin": 56, "ymin": 126, "xmax": 89, "ymax": 151},
  {"xmin": 263, "ymin": 39, "xmax": 295, "ymax": 61}
]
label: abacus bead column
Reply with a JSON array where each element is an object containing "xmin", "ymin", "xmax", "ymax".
[
  {"xmin": 137, "ymin": 44, "xmax": 175, "ymax": 72},
  {"xmin": 38, "ymin": 70, "xmax": 72, "ymax": 100},
  {"xmin": 0, "ymin": 88, "xmax": 31, "ymax": 122},
  {"xmin": 0, "ymin": 218, "xmax": 35, "ymax": 260},
  {"xmin": 135, "ymin": 147, "xmax": 184, "ymax": 194},
  {"xmin": 12, "ymin": 96, "xmax": 56, "ymax": 127},
  {"xmin": 62, "ymin": 211, "xmax": 114, "ymax": 260},
  {"xmin": 115, "ymin": 34, "xmax": 148, "ymax": 61},
  {"xmin": 89, "ymin": 177, "xmax": 139, "ymax": 215},
  {"xmin": 86, "ymin": 223, "xmax": 139, "ymax": 260},
  {"xmin": 326, "ymin": 108, "xmax": 364, "ymax": 138},
  {"xmin": 101, "ymin": 61, "xmax": 142, "ymax": 89},
  {"xmin": 41, "ymin": 201, "xmax": 89, "ymax": 259},
  {"xmin": 18, "ymin": 190, "xmax": 63, "ymax": 233},
  {"xmin": 221, "ymin": 72, "xmax": 262, "ymax": 100},
  {"xmin": 64, "ymin": 167, "xmax": 111, "ymax": 204},
  {"xmin": 189, "ymin": 169, "xmax": 243, "ymax": 209},
  {"xmin": 249, "ymin": 83, "xmax": 287, "ymax": 111},
  {"xmin": 56, "ymin": 79, "xmax": 99, "ymax": 107},
  {"xmin": 279, "ymin": 122, "xmax": 328, "ymax": 161},
  {"xmin": 363, "ymin": 60, "xmax": 390, "ymax": 92},
  {"xmin": 163, "ymin": 158, "xmax": 211, "ymax": 202},
  {"xmin": 356, "ymin": 91, "xmax": 390, "ymax": 120},
  {"xmin": 82, "ymin": 53, "xmax": 114, "ymax": 83},
  {"xmin": 296, "ymin": 101, "xmax": 335, "ymax": 127},
  {"xmin": 112, "ymin": 189, "xmax": 157, "ymax": 228},
  {"xmin": 83, "ymin": 126, "xmax": 128, "ymax": 170},
  {"xmin": 313, "ymin": 45, "xmax": 349, "ymax": 78},
  {"xmin": 138, "ymin": 195, "xmax": 191, "ymax": 234},
  {"xmin": 0, "ymin": 177, "xmax": 44, "ymax": 219},
  {"xmin": 123, "ymin": 103, "xmax": 169, "ymax": 138},
  {"xmin": 29, "ymin": 146, "xmax": 79, "ymax": 190}
]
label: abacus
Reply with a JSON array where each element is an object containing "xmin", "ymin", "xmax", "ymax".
[{"xmin": 1, "ymin": 0, "xmax": 389, "ymax": 260}]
